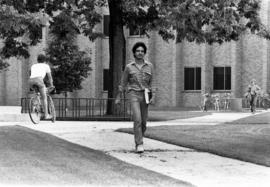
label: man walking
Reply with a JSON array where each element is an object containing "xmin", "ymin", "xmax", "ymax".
[
  {"xmin": 115, "ymin": 42, "xmax": 156, "ymax": 153},
  {"xmin": 247, "ymin": 79, "xmax": 261, "ymax": 113}
]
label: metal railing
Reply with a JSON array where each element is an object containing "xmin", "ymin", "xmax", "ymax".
[{"xmin": 21, "ymin": 97, "xmax": 132, "ymax": 121}]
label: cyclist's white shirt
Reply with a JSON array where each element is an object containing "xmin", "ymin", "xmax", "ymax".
[{"xmin": 30, "ymin": 63, "xmax": 51, "ymax": 79}]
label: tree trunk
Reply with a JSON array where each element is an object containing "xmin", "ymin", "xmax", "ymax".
[{"xmin": 107, "ymin": 0, "xmax": 126, "ymax": 115}]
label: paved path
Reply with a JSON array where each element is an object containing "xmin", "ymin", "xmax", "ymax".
[{"xmin": 2, "ymin": 111, "xmax": 270, "ymax": 187}]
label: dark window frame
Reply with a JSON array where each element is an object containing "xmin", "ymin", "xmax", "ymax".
[
  {"xmin": 103, "ymin": 15, "xmax": 110, "ymax": 37},
  {"xmin": 213, "ymin": 66, "xmax": 231, "ymax": 90},
  {"xmin": 103, "ymin": 69, "xmax": 109, "ymax": 91},
  {"xmin": 184, "ymin": 67, "xmax": 201, "ymax": 90}
]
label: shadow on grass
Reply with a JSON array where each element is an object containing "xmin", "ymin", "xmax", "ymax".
[
  {"xmin": 117, "ymin": 111, "xmax": 270, "ymax": 167},
  {"xmin": 0, "ymin": 125, "xmax": 193, "ymax": 187}
]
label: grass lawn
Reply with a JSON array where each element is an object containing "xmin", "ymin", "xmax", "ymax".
[
  {"xmin": 0, "ymin": 125, "xmax": 192, "ymax": 187},
  {"xmin": 117, "ymin": 112, "xmax": 270, "ymax": 167}
]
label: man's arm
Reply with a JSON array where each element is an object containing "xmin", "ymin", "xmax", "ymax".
[
  {"xmin": 247, "ymin": 85, "xmax": 251, "ymax": 92},
  {"xmin": 149, "ymin": 63, "xmax": 157, "ymax": 104},
  {"xmin": 46, "ymin": 72, "xmax": 54, "ymax": 87},
  {"xmin": 115, "ymin": 66, "xmax": 129, "ymax": 104},
  {"xmin": 46, "ymin": 64, "xmax": 54, "ymax": 87}
]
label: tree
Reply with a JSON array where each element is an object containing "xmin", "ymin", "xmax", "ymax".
[
  {"xmin": 46, "ymin": 11, "xmax": 92, "ymax": 94},
  {"xmin": 106, "ymin": 0, "xmax": 126, "ymax": 114},
  {"xmin": 0, "ymin": 0, "xmax": 101, "ymax": 92},
  {"xmin": 0, "ymin": 3, "xmax": 42, "ymax": 71}
]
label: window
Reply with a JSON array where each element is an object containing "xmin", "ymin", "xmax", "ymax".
[
  {"xmin": 213, "ymin": 67, "xmax": 231, "ymax": 90},
  {"xmin": 103, "ymin": 69, "xmax": 109, "ymax": 91},
  {"xmin": 129, "ymin": 25, "xmax": 144, "ymax": 36},
  {"xmin": 184, "ymin": 67, "xmax": 201, "ymax": 90},
  {"xmin": 103, "ymin": 15, "xmax": 110, "ymax": 36}
]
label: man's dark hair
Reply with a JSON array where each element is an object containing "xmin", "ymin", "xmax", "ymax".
[
  {"xmin": 132, "ymin": 42, "xmax": 147, "ymax": 54},
  {"xmin": 37, "ymin": 54, "xmax": 47, "ymax": 63}
]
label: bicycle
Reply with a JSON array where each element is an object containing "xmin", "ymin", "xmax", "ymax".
[{"xmin": 28, "ymin": 85, "xmax": 56, "ymax": 124}]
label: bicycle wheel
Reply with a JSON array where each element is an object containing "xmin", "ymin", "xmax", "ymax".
[
  {"xmin": 263, "ymin": 99, "xmax": 270, "ymax": 110},
  {"xmin": 47, "ymin": 95, "xmax": 56, "ymax": 122},
  {"xmin": 28, "ymin": 97, "xmax": 41, "ymax": 124}
]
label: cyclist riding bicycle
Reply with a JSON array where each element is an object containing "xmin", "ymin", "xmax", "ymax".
[{"xmin": 29, "ymin": 54, "xmax": 54, "ymax": 119}]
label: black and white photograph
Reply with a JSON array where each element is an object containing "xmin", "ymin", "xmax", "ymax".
[{"xmin": 1, "ymin": 0, "xmax": 270, "ymax": 186}]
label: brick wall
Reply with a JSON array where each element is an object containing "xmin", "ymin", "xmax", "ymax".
[
  {"xmin": 2, "ymin": 57, "xmax": 23, "ymax": 105},
  {"xmin": 148, "ymin": 32, "xmax": 175, "ymax": 107},
  {"xmin": 181, "ymin": 41, "xmax": 204, "ymax": 107},
  {"xmin": 241, "ymin": 35, "xmax": 264, "ymax": 94}
]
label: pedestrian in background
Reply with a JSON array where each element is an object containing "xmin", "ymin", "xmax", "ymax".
[
  {"xmin": 115, "ymin": 42, "xmax": 156, "ymax": 153},
  {"xmin": 201, "ymin": 93, "xmax": 210, "ymax": 112},
  {"xmin": 223, "ymin": 93, "xmax": 231, "ymax": 111},
  {"xmin": 213, "ymin": 94, "xmax": 220, "ymax": 111},
  {"xmin": 247, "ymin": 79, "xmax": 261, "ymax": 113}
]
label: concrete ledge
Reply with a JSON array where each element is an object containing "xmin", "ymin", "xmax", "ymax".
[
  {"xmin": 0, "ymin": 106, "xmax": 22, "ymax": 114},
  {"xmin": 230, "ymin": 98, "xmax": 243, "ymax": 112},
  {"xmin": 0, "ymin": 114, "xmax": 30, "ymax": 122}
]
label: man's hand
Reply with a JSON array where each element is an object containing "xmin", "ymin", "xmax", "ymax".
[
  {"xmin": 47, "ymin": 85, "xmax": 56, "ymax": 94},
  {"xmin": 115, "ymin": 93, "xmax": 121, "ymax": 105},
  {"xmin": 149, "ymin": 94, "xmax": 156, "ymax": 105},
  {"xmin": 115, "ymin": 98, "xmax": 121, "ymax": 105}
]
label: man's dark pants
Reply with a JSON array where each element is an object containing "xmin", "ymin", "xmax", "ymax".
[
  {"xmin": 129, "ymin": 90, "xmax": 148, "ymax": 147},
  {"xmin": 250, "ymin": 94, "xmax": 257, "ymax": 112}
]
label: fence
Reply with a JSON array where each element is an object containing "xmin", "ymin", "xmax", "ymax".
[
  {"xmin": 21, "ymin": 97, "xmax": 270, "ymax": 121},
  {"xmin": 21, "ymin": 97, "xmax": 132, "ymax": 121}
]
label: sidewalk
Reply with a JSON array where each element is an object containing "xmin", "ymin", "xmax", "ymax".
[{"xmin": 3, "ymin": 110, "xmax": 270, "ymax": 187}]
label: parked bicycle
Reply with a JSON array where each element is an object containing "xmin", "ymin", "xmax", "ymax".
[{"xmin": 28, "ymin": 86, "xmax": 56, "ymax": 124}]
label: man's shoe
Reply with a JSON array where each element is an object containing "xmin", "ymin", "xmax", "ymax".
[
  {"xmin": 44, "ymin": 115, "xmax": 52, "ymax": 120},
  {"xmin": 136, "ymin": 144, "xmax": 144, "ymax": 153}
]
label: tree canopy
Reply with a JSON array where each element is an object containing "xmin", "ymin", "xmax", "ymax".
[
  {"xmin": 120, "ymin": 0, "xmax": 270, "ymax": 43},
  {"xmin": 0, "ymin": 0, "xmax": 268, "ymax": 67},
  {"xmin": 0, "ymin": 0, "xmax": 103, "ymax": 71},
  {"xmin": 0, "ymin": 4, "xmax": 42, "ymax": 70},
  {"xmin": 0, "ymin": 0, "xmax": 269, "ymax": 101}
]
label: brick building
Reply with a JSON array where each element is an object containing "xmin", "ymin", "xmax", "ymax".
[{"xmin": 0, "ymin": 1, "xmax": 270, "ymax": 108}]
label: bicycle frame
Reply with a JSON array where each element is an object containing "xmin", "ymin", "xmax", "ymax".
[{"xmin": 28, "ymin": 86, "xmax": 56, "ymax": 124}]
